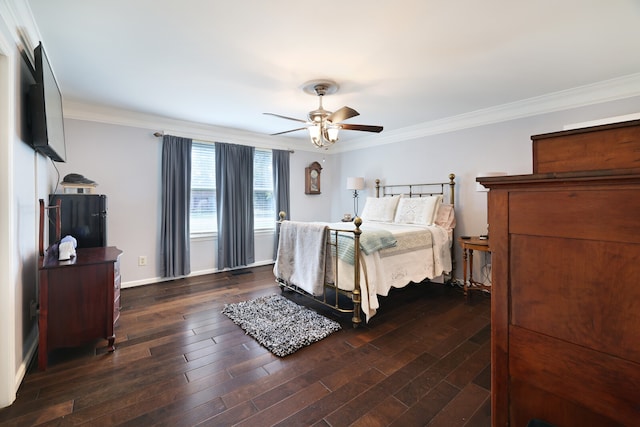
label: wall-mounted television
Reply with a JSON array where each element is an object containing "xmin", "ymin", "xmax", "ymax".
[{"xmin": 29, "ymin": 42, "xmax": 66, "ymax": 162}]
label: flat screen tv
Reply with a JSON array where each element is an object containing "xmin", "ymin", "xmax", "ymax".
[{"xmin": 29, "ymin": 42, "xmax": 66, "ymax": 162}]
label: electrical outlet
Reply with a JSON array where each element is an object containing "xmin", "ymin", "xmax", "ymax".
[{"xmin": 138, "ymin": 256, "xmax": 147, "ymax": 266}]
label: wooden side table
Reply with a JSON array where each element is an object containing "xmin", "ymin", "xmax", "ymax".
[{"xmin": 458, "ymin": 236, "xmax": 491, "ymax": 301}]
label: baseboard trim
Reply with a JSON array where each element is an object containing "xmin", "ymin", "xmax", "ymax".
[{"xmin": 121, "ymin": 260, "xmax": 275, "ymax": 289}]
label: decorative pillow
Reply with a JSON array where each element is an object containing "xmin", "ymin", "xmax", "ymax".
[
  {"xmin": 393, "ymin": 195, "xmax": 442, "ymax": 225},
  {"xmin": 433, "ymin": 203, "xmax": 456, "ymax": 230},
  {"xmin": 360, "ymin": 195, "xmax": 401, "ymax": 222}
]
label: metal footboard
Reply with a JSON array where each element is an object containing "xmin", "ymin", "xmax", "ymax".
[
  {"xmin": 275, "ymin": 214, "xmax": 364, "ymax": 327},
  {"xmin": 274, "ymin": 173, "xmax": 457, "ymax": 326}
]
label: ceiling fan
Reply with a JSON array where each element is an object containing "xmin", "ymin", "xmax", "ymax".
[{"xmin": 264, "ymin": 80, "xmax": 383, "ymax": 148}]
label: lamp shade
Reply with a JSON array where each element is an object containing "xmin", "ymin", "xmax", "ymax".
[{"xmin": 346, "ymin": 177, "xmax": 365, "ymax": 190}]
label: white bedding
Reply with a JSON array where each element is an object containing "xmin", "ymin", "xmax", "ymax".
[
  {"xmin": 274, "ymin": 220, "xmax": 452, "ymax": 322},
  {"xmin": 327, "ymin": 221, "xmax": 452, "ymax": 321}
]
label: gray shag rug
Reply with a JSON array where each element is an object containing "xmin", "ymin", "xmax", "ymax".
[{"xmin": 222, "ymin": 294, "xmax": 342, "ymax": 357}]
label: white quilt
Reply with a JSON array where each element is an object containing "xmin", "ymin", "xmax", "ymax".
[
  {"xmin": 273, "ymin": 220, "xmax": 452, "ymax": 322},
  {"xmin": 327, "ymin": 221, "xmax": 452, "ymax": 322}
]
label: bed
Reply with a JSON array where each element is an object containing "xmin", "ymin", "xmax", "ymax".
[{"xmin": 274, "ymin": 174, "xmax": 456, "ymax": 326}]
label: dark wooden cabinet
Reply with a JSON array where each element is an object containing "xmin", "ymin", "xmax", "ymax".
[
  {"xmin": 479, "ymin": 120, "xmax": 640, "ymax": 426},
  {"xmin": 38, "ymin": 246, "xmax": 122, "ymax": 370}
]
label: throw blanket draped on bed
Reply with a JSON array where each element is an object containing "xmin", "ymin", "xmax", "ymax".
[
  {"xmin": 273, "ymin": 221, "xmax": 332, "ymax": 296},
  {"xmin": 335, "ymin": 229, "xmax": 397, "ymax": 265}
]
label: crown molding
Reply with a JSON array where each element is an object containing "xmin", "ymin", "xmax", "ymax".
[
  {"xmin": 1, "ymin": 0, "xmax": 42, "ymax": 56},
  {"xmin": 334, "ymin": 72, "xmax": 640, "ymax": 153},
  {"xmin": 64, "ymin": 72, "xmax": 640, "ymax": 155},
  {"xmin": 563, "ymin": 112, "xmax": 640, "ymax": 130},
  {"xmin": 63, "ymin": 101, "xmax": 317, "ymax": 153}
]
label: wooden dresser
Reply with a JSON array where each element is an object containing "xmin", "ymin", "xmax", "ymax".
[
  {"xmin": 478, "ymin": 120, "xmax": 640, "ymax": 426},
  {"xmin": 38, "ymin": 246, "xmax": 122, "ymax": 370}
]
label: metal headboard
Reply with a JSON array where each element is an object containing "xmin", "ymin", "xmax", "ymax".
[{"xmin": 375, "ymin": 173, "xmax": 456, "ymax": 205}]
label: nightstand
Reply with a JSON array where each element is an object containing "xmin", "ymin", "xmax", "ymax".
[{"xmin": 458, "ymin": 236, "xmax": 491, "ymax": 301}]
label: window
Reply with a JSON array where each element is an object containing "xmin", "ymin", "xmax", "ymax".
[
  {"xmin": 254, "ymin": 149, "xmax": 274, "ymax": 230},
  {"xmin": 190, "ymin": 142, "xmax": 216, "ymax": 234},
  {"xmin": 189, "ymin": 143, "xmax": 276, "ymax": 234}
]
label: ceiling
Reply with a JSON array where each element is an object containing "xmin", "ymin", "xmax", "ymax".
[{"xmin": 26, "ymin": 0, "xmax": 640, "ymax": 145}]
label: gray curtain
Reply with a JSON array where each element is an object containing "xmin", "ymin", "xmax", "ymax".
[
  {"xmin": 272, "ymin": 149, "xmax": 290, "ymax": 259},
  {"xmin": 215, "ymin": 142, "xmax": 255, "ymax": 269},
  {"xmin": 160, "ymin": 134, "xmax": 192, "ymax": 278}
]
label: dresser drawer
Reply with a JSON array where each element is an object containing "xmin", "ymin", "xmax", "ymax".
[
  {"xmin": 510, "ymin": 234, "xmax": 640, "ymax": 361},
  {"xmin": 509, "ymin": 188, "xmax": 640, "ymax": 243}
]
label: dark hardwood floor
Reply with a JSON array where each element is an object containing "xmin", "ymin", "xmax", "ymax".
[{"xmin": 0, "ymin": 265, "xmax": 491, "ymax": 426}]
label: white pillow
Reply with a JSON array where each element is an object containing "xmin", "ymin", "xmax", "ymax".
[
  {"xmin": 360, "ymin": 195, "xmax": 401, "ymax": 222},
  {"xmin": 393, "ymin": 195, "xmax": 442, "ymax": 225}
]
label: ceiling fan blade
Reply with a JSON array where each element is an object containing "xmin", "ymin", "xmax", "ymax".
[
  {"xmin": 263, "ymin": 112, "xmax": 308, "ymax": 124},
  {"xmin": 270, "ymin": 127, "xmax": 308, "ymax": 136},
  {"xmin": 339, "ymin": 123, "xmax": 383, "ymax": 133},
  {"xmin": 327, "ymin": 106, "xmax": 359, "ymax": 124}
]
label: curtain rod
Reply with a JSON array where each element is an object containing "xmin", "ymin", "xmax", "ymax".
[{"xmin": 153, "ymin": 131, "xmax": 294, "ymax": 153}]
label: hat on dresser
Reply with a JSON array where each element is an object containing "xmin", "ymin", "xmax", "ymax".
[{"xmin": 62, "ymin": 173, "xmax": 96, "ymax": 185}]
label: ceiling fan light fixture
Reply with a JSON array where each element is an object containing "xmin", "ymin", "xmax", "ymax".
[
  {"xmin": 308, "ymin": 122, "xmax": 338, "ymax": 148},
  {"xmin": 265, "ymin": 79, "xmax": 382, "ymax": 148},
  {"xmin": 326, "ymin": 123, "xmax": 340, "ymax": 143},
  {"xmin": 308, "ymin": 124, "xmax": 322, "ymax": 147}
]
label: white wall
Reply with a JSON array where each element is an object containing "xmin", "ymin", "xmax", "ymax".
[
  {"xmin": 330, "ymin": 97, "xmax": 640, "ymax": 278},
  {"xmin": 58, "ymin": 94, "xmax": 640, "ymax": 288},
  {"xmin": 0, "ymin": 0, "xmax": 55, "ymax": 407},
  {"xmin": 57, "ymin": 121, "xmax": 161, "ymax": 285},
  {"xmin": 0, "ymin": 18, "xmax": 16, "ymax": 410},
  {"xmin": 58, "ymin": 119, "xmax": 338, "ymax": 287}
]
